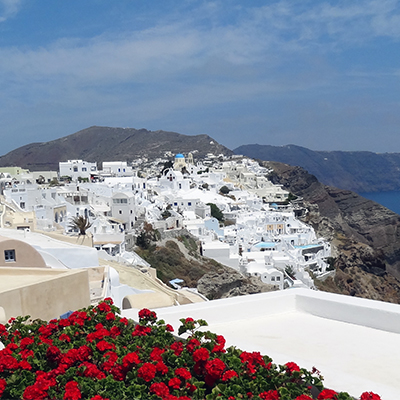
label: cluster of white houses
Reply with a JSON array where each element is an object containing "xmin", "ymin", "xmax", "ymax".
[
  {"xmin": 0, "ymin": 153, "xmax": 331, "ymax": 303},
  {"xmin": 3, "ymin": 156, "xmax": 400, "ymax": 399}
]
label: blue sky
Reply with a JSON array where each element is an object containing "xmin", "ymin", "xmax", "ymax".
[{"xmin": 1, "ymin": 0, "xmax": 400, "ymax": 155}]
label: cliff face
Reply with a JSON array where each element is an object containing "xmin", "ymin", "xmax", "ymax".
[
  {"xmin": 235, "ymin": 144, "xmax": 400, "ymax": 192},
  {"xmin": 266, "ymin": 161, "xmax": 400, "ymax": 303}
]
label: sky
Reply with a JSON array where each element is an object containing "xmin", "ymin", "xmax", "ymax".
[{"xmin": 1, "ymin": 0, "xmax": 400, "ymax": 156}]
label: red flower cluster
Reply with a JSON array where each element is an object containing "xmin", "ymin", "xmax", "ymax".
[
  {"xmin": 360, "ymin": 392, "xmax": 381, "ymax": 400},
  {"xmin": 285, "ymin": 361, "xmax": 301, "ymax": 374},
  {"xmin": 318, "ymin": 388, "xmax": 338, "ymax": 399},
  {"xmin": 259, "ymin": 389, "xmax": 279, "ymax": 400},
  {"xmin": 0, "ymin": 301, "xmax": 381, "ymax": 400}
]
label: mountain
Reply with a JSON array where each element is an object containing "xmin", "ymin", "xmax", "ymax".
[
  {"xmin": 234, "ymin": 144, "xmax": 400, "ymax": 192},
  {"xmin": 0, "ymin": 126, "xmax": 232, "ymax": 171}
]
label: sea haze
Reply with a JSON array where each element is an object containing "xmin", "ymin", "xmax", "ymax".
[{"xmin": 358, "ymin": 191, "xmax": 400, "ymax": 215}]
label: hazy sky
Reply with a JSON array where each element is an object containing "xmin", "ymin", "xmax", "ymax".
[{"xmin": 1, "ymin": 0, "xmax": 400, "ymax": 155}]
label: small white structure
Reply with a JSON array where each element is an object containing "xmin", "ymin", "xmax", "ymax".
[
  {"xmin": 102, "ymin": 161, "xmax": 134, "ymax": 177},
  {"xmin": 111, "ymin": 192, "xmax": 136, "ymax": 231},
  {"xmin": 59, "ymin": 160, "xmax": 98, "ymax": 181}
]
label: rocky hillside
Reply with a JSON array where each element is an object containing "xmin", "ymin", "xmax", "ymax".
[
  {"xmin": 266, "ymin": 160, "xmax": 400, "ymax": 303},
  {"xmin": 235, "ymin": 144, "xmax": 400, "ymax": 192},
  {"xmin": 135, "ymin": 234, "xmax": 276, "ymax": 300},
  {"xmin": 0, "ymin": 126, "xmax": 232, "ymax": 171}
]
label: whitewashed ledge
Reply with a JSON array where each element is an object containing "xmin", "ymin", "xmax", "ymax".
[{"xmin": 123, "ymin": 288, "xmax": 400, "ymax": 399}]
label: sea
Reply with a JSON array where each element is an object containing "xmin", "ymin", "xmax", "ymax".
[{"xmin": 358, "ymin": 191, "xmax": 400, "ymax": 215}]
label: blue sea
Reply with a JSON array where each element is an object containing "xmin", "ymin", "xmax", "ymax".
[{"xmin": 358, "ymin": 191, "xmax": 400, "ymax": 215}]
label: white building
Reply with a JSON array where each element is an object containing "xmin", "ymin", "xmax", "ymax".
[
  {"xmin": 102, "ymin": 161, "xmax": 134, "ymax": 177},
  {"xmin": 59, "ymin": 160, "xmax": 98, "ymax": 181}
]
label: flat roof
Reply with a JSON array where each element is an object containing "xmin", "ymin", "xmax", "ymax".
[
  {"xmin": 122, "ymin": 289, "xmax": 400, "ymax": 399},
  {"xmin": 0, "ymin": 268, "xmax": 83, "ymax": 292}
]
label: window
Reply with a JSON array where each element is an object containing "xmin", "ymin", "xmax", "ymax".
[
  {"xmin": 276, "ymin": 276, "xmax": 281, "ymax": 281},
  {"xmin": 119, "ymin": 210, "xmax": 122, "ymax": 214},
  {"xmin": 271, "ymin": 276, "xmax": 275, "ymax": 281},
  {"xmin": 113, "ymin": 198, "xmax": 128, "ymax": 204},
  {"xmin": 20, "ymin": 202, "xmax": 25, "ymax": 209},
  {"xmin": 73, "ymin": 167, "xmax": 78, "ymax": 172},
  {"xmin": 82, "ymin": 167, "xmax": 87, "ymax": 172},
  {"xmin": 4, "ymin": 250, "xmax": 16, "ymax": 262}
]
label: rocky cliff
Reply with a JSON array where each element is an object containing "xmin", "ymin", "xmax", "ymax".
[
  {"xmin": 266, "ymin": 161, "xmax": 400, "ymax": 303},
  {"xmin": 197, "ymin": 268, "xmax": 277, "ymax": 299}
]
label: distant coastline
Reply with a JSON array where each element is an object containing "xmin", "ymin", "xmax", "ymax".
[{"xmin": 358, "ymin": 191, "xmax": 400, "ymax": 215}]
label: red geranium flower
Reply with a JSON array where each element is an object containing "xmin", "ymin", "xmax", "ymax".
[
  {"xmin": 23, "ymin": 384, "xmax": 48, "ymax": 400},
  {"xmin": 295, "ymin": 396, "xmax": 313, "ymax": 400},
  {"xmin": 96, "ymin": 302, "xmax": 111, "ymax": 313},
  {"xmin": 96, "ymin": 340, "xmax": 115, "ymax": 352},
  {"xmin": 193, "ymin": 347, "xmax": 210, "ymax": 362},
  {"xmin": 64, "ymin": 381, "xmax": 81, "ymax": 400},
  {"xmin": 222, "ymin": 370, "xmax": 238, "ymax": 381},
  {"xmin": 110, "ymin": 325, "xmax": 121, "ymax": 338},
  {"xmin": 150, "ymin": 382, "xmax": 169, "ymax": 397},
  {"xmin": 318, "ymin": 389, "xmax": 338, "ymax": 399},
  {"xmin": 285, "ymin": 361, "xmax": 301, "ymax": 374},
  {"xmin": 150, "ymin": 347, "xmax": 165, "ymax": 362},
  {"xmin": 137, "ymin": 362, "xmax": 157, "ymax": 382},
  {"xmin": 186, "ymin": 338, "xmax": 201, "ymax": 353},
  {"xmin": 170, "ymin": 341, "xmax": 184, "ymax": 356},
  {"xmin": 259, "ymin": 390, "xmax": 279, "ymax": 400},
  {"xmin": 360, "ymin": 392, "xmax": 381, "ymax": 400},
  {"xmin": 0, "ymin": 354, "xmax": 19, "ymax": 371},
  {"xmin": 156, "ymin": 361, "xmax": 169, "ymax": 375},
  {"xmin": 20, "ymin": 337, "xmax": 34, "ymax": 349},
  {"xmin": 138, "ymin": 308, "xmax": 157, "ymax": 321},
  {"xmin": 132, "ymin": 324, "xmax": 152, "ymax": 337},
  {"xmin": 106, "ymin": 312, "xmax": 116, "ymax": 321},
  {"xmin": 175, "ymin": 367, "xmax": 192, "ymax": 380},
  {"xmin": 122, "ymin": 352, "xmax": 141, "ymax": 368},
  {"xmin": 0, "ymin": 379, "xmax": 6, "ymax": 397},
  {"xmin": 212, "ymin": 335, "xmax": 226, "ymax": 353},
  {"xmin": 205, "ymin": 358, "xmax": 225, "ymax": 380},
  {"xmin": 168, "ymin": 377, "xmax": 181, "ymax": 389},
  {"xmin": 59, "ymin": 333, "xmax": 71, "ymax": 342}
]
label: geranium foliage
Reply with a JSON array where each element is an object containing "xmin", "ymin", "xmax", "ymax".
[{"xmin": 0, "ymin": 299, "xmax": 381, "ymax": 400}]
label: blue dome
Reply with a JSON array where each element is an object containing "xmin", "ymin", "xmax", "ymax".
[{"xmin": 175, "ymin": 153, "xmax": 184, "ymax": 158}]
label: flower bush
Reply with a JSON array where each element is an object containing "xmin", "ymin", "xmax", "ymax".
[{"xmin": 0, "ymin": 299, "xmax": 381, "ymax": 400}]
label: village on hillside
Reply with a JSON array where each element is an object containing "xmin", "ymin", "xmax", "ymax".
[{"xmin": 0, "ymin": 152, "xmax": 332, "ymax": 322}]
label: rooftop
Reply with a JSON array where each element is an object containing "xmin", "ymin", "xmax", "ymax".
[{"xmin": 122, "ymin": 288, "xmax": 400, "ymax": 399}]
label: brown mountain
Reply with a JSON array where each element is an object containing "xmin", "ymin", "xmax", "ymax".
[{"xmin": 0, "ymin": 126, "xmax": 232, "ymax": 171}]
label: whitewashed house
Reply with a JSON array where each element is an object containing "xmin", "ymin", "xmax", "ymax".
[
  {"xmin": 111, "ymin": 192, "xmax": 136, "ymax": 232},
  {"xmin": 102, "ymin": 161, "xmax": 134, "ymax": 177},
  {"xmin": 59, "ymin": 160, "xmax": 98, "ymax": 181}
]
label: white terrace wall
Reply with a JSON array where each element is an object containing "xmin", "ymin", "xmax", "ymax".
[{"xmin": 0, "ymin": 268, "xmax": 90, "ymax": 321}]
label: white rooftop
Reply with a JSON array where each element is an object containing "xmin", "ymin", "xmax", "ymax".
[{"xmin": 122, "ymin": 288, "xmax": 400, "ymax": 399}]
